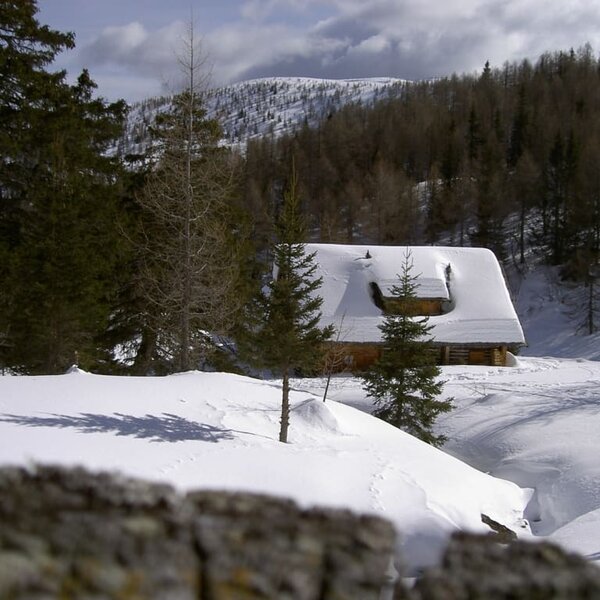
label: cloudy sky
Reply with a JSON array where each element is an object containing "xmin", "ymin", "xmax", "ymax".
[{"xmin": 38, "ymin": 0, "xmax": 600, "ymax": 103}]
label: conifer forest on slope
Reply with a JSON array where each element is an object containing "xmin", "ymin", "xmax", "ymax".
[{"xmin": 3, "ymin": 1, "xmax": 600, "ymax": 374}]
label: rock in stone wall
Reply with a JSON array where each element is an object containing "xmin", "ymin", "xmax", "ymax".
[
  {"xmin": 0, "ymin": 466, "xmax": 396, "ymax": 599},
  {"xmin": 408, "ymin": 532, "xmax": 600, "ymax": 600}
]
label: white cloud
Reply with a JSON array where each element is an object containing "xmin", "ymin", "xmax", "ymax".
[
  {"xmin": 81, "ymin": 20, "xmax": 186, "ymax": 73},
  {"xmin": 241, "ymin": 0, "xmax": 333, "ymax": 21},
  {"xmin": 77, "ymin": 20, "xmax": 210, "ymax": 95},
  {"xmin": 347, "ymin": 34, "xmax": 391, "ymax": 57},
  {"xmin": 204, "ymin": 21, "xmax": 346, "ymax": 84},
  {"xmin": 71, "ymin": 0, "xmax": 600, "ymax": 101}
]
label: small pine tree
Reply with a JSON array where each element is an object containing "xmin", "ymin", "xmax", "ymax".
[
  {"xmin": 361, "ymin": 251, "xmax": 452, "ymax": 446},
  {"xmin": 241, "ymin": 168, "xmax": 334, "ymax": 442}
]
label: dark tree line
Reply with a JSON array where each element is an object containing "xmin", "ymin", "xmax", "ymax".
[
  {"xmin": 0, "ymin": 2, "xmax": 252, "ymax": 375},
  {"xmin": 5, "ymin": 1, "xmax": 600, "ymax": 375},
  {"xmin": 0, "ymin": 0, "xmax": 127, "ymax": 373},
  {"xmin": 244, "ymin": 46, "xmax": 600, "ymax": 279}
]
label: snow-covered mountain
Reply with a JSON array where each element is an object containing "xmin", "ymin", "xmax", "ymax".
[{"xmin": 116, "ymin": 76, "xmax": 406, "ymax": 155}]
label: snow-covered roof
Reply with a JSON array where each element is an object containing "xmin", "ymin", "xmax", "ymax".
[{"xmin": 306, "ymin": 244, "xmax": 525, "ymax": 346}]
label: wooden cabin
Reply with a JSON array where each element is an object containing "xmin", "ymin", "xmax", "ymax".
[{"xmin": 306, "ymin": 244, "xmax": 525, "ymax": 371}]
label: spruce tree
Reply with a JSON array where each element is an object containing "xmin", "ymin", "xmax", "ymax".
[
  {"xmin": 361, "ymin": 252, "xmax": 452, "ymax": 446},
  {"xmin": 241, "ymin": 168, "xmax": 334, "ymax": 442},
  {"xmin": 5, "ymin": 71, "xmax": 126, "ymax": 373},
  {"xmin": 0, "ymin": 0, "xmax": 75, "ymax": 369},
  {"xmin": 0, "ymin": 1, "xmax": 127, "ymax": 373}
]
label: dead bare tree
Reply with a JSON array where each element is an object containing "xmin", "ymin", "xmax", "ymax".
[
  {"xmin": 135, "ymin": 22, "xmax": 245, "ymax": 372},
  {"xmin": 321, "ymin": 313, "xmax": 350, "ymax": 402}
]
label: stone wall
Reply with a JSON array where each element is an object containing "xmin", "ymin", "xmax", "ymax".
[
  {"xmin": 1, "ymin": 465, "xmax": 600, "ymax": 599},
  {"xmin": 410, "ymin": 532, "xmax": 600, "ymax": 600},
  {"xmin": 0, "ymin": 465, "xmax": 395, "ymax": 599}
]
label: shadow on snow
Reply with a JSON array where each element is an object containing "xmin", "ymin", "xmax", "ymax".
[{"xmin": 0, "ymin": 412, "xmax": 235, "ymax": 443}]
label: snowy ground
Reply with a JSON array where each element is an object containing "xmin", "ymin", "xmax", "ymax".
[
  {"xmin": 515, "ymin": 264, "xmax": 600, "ymax": 360},
  {"xmin": 440, "ymin": 358, "xmax": 600, "ymax": 560},
  {"xmin": 292, "ymin": 355, "xmax": 600, "ymax": 563},
  {"xmin": 2, "ymin": 263, "xmax": 600, "ymax": 569},
  {"xmin": 3, "ymin": 357, "xmax": 600, "ymax": 567},
  {"xmin": 0, "ymin": 368, "xmax": 528, "ymax": 574}
]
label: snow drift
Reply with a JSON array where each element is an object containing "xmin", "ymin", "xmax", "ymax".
[{"xmin": 0, "ymin": 370, "xmax": 529, "ymax": 571}]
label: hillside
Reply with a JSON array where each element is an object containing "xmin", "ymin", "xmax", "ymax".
[
  {"xmin": 115, "ymin": 76, "xmax": 406, "ymax": 155},
  {"xmin": 8, "ymin": 44, "xmax": 600, "ymax": 377},
  {"xmin": 514, "ymin": 264, "xmax": 600, "ymax": 360}
]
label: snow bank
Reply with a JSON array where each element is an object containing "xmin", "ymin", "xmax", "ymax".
[
  {"xmin": 0, "ymin": 370, "xmax": 529, "ymax": 572},
  {"xmin": 290, "ymin": 353, "xmax": 600, "ymax": 563},
  {"xmin": 436, "ymin": 357, "xmax": 600, "ymax": 559}
]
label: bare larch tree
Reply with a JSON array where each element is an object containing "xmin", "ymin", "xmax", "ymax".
[{"xmin": 136, "ymin": 23, "xmax": 244, "ymax": 371}]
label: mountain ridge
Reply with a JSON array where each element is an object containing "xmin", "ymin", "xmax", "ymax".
[{"xmin": 117, "ymin": 75, "xmax": 407, "ymax": 155}]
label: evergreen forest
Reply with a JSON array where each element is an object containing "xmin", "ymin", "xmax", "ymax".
[
  {"xmin": 3, "ymin": 1, "xmax": 600, "ymax": 375},
  {"xmin": 245, "ymin": 46, "xmax": 600, "ymax": 279}
]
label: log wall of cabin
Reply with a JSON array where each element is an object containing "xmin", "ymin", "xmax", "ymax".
[
  {"xmin": 442, "ymin": 345, "xmax": 508, "ymax": 366},
  {"xmin": 323, "ymin": 342, "xmax": 382, "ymax": 373},
  {"xmin": 324, "ymin": 343, "xmax": 510, "ymax": 372}
]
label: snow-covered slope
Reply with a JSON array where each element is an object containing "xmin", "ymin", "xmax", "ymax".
[
  {"xmin": 514, "ymin": 264, "xmax": 600, "ymax": 360},
  {"xmin": 117, "ymin": 76, "xmax": 406, "ymax": 155},
  {"xmin": 438, "ymin": 357, "xmax": 600, "ymax": 559},
  {"xmin": 290, "ymin": 355, "xmax": 600, "ymax": 562},
  {"xmin": 0, "ymin": 369, "xmax": 528, "ymax": 572},
  {"xmin": 212, "ymin": 77, "xmax": 404, "ymax": 145}
]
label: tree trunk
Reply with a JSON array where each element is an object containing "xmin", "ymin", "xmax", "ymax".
[
  {"xmin": 322, "ymin": 370, "xmax": 332, "ymax": 403},
  {"xmin": 133, "ymin": 328, "xmax": 157, "ymax": 374},
  {"xmin": 280, "ymin": 368, "xmax": 290, "ymax": 443},
  {"xmin": 180, "ymin": 31, "xmax": 195, "ymax": 373},
  {"xmin": 519, "ymin": 199, "xmax": 526, "ymax": 265},
  {"xmin": 588, "ymin": 277, "xmax": 594, "ymax": 335}
]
